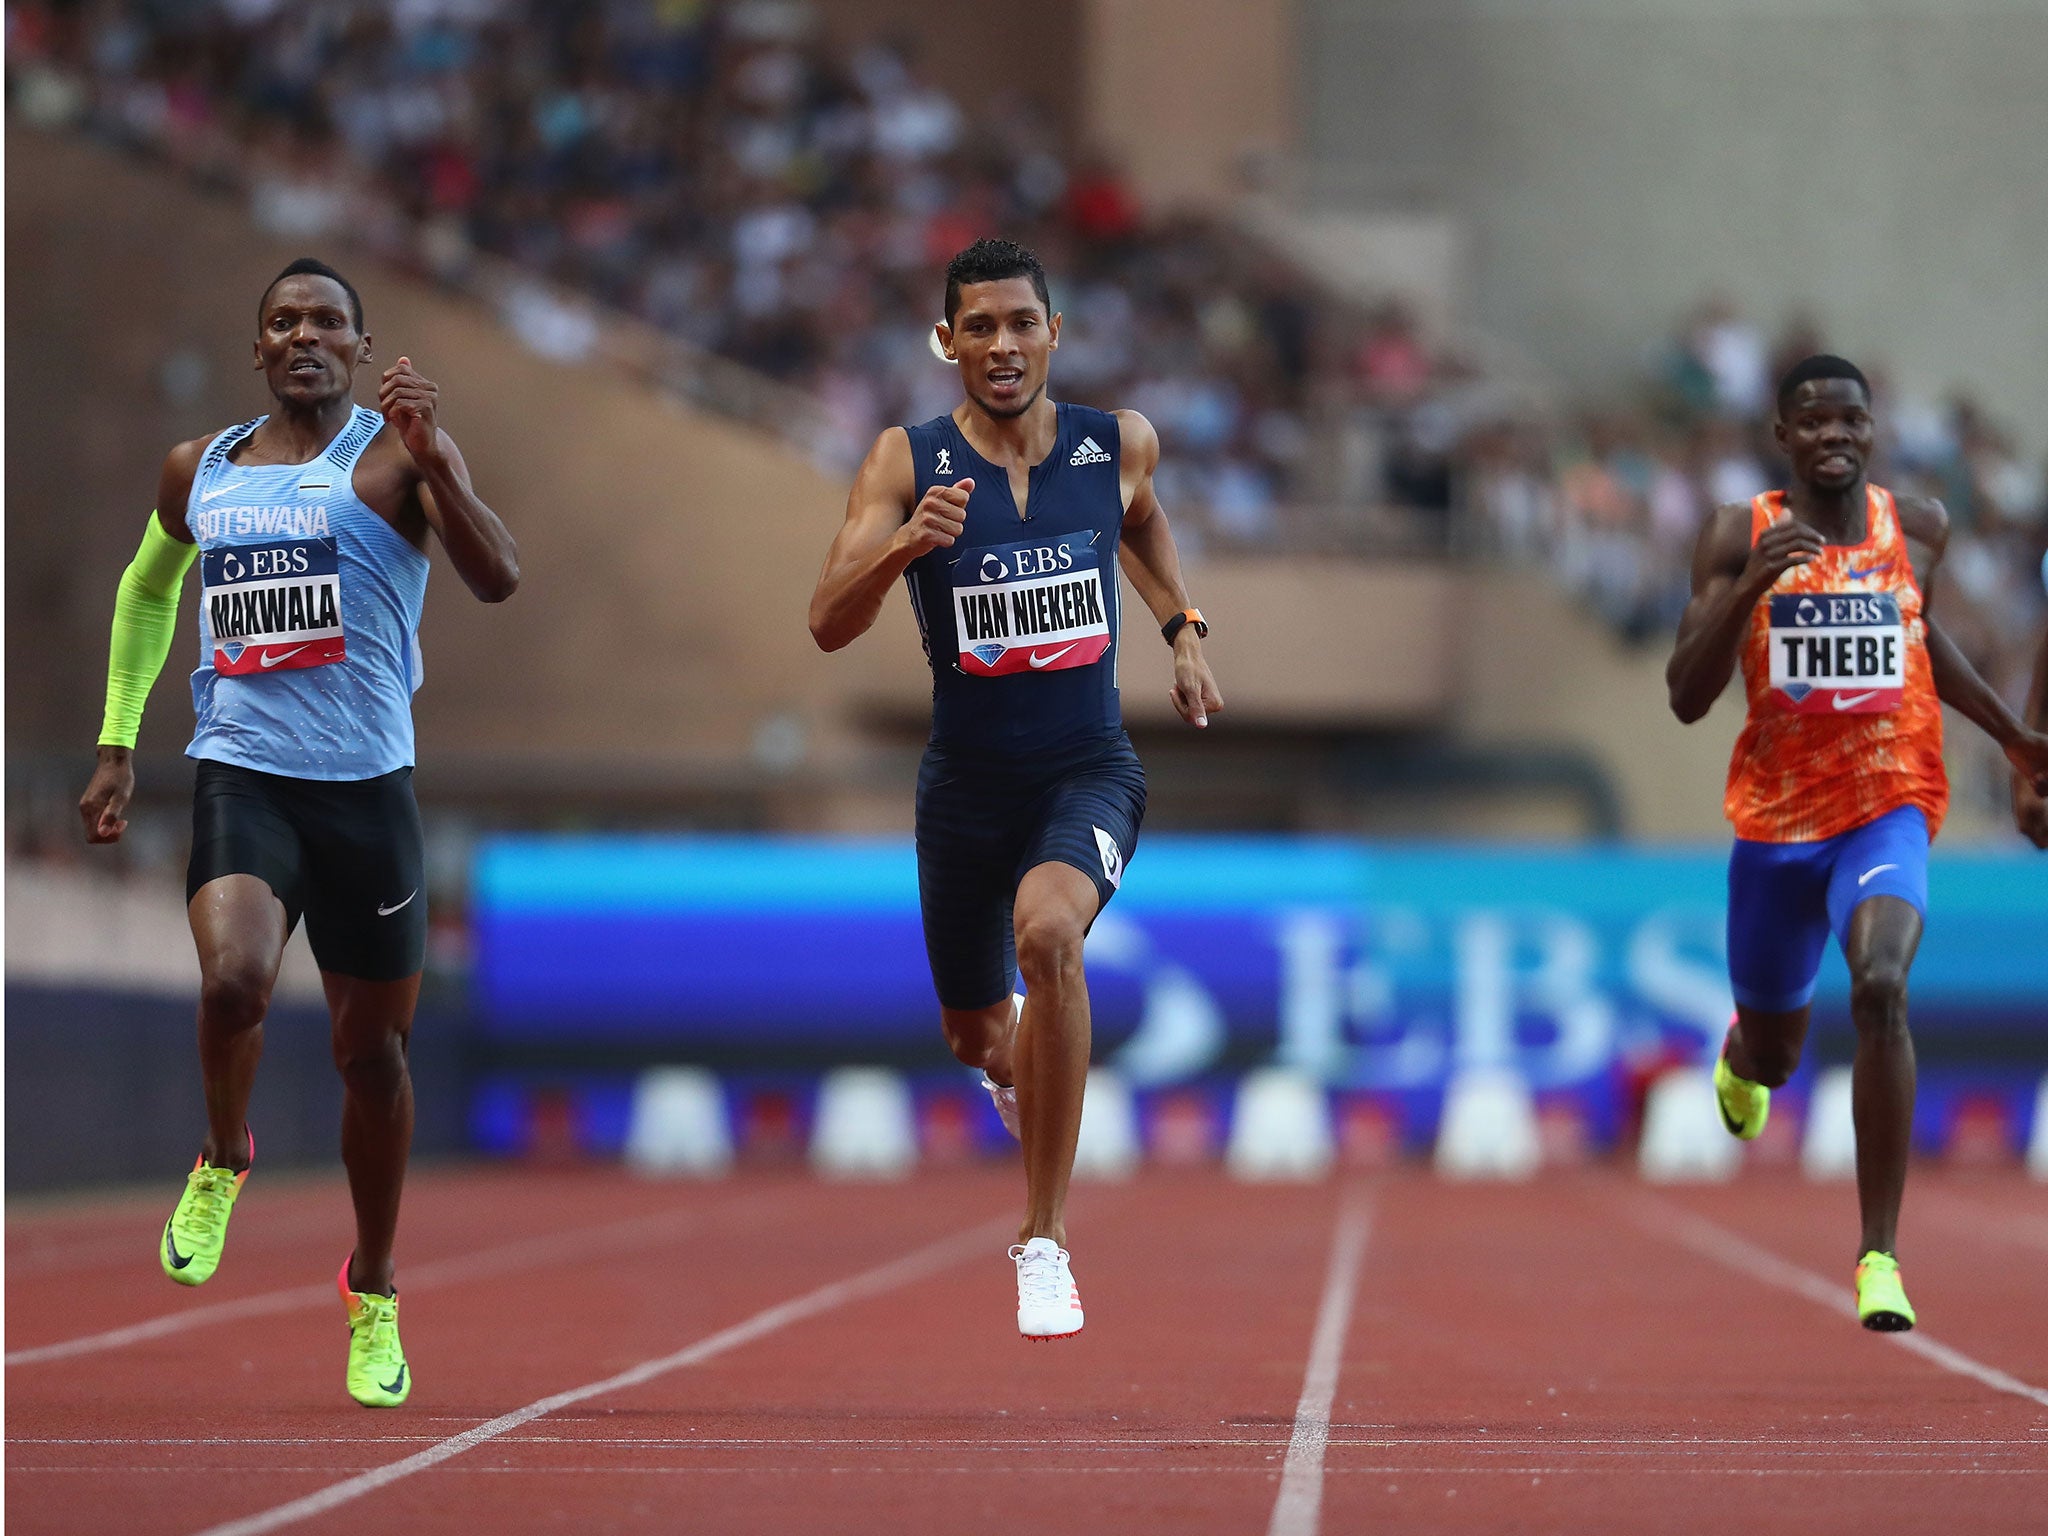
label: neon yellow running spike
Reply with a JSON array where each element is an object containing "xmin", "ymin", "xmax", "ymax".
[
  {"xmin": 339, "ymin": 1260, "xmax": 412, "ymax": 1407},
  {"xmin": 160, "ymin": 1132, "xmax": 252, "ymax": 1286},
  {"xmin": 1713, "ymin": 1039, "xmax": 1769, "ymax": 1141},
  {"xmin": 1856, "ymin": 1251, "xmax": 1917, "ymax": 1332}
]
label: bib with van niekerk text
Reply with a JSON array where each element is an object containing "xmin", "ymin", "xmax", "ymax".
[
  {"xmin": 1766, "ymin": 590, "xmax": 1904, "ymax": 714},
  {"xmin": 201, "ymin": 536, "xmax": 346, "ymax": 676},
  {"xmin": 952, "ymin": 531, "xmax": 1111, "ymax": 677}
]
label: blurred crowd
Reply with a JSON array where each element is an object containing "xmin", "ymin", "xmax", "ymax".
[
  {"xmin": 6, "ymin": 0, "xmax": 1468, "ymax": 553},
  {"xmin": 1463, "ymin": 297, "xmax": 2048, "ymax": 700},
  {"xmin": 8, "ymin": 0, "xmax": 2046, "ymax": 683}
]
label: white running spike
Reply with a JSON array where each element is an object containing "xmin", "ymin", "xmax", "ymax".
[
  {"xmin": 2028, "ymin": 1076, "xmax": 2048, "ymax": 1181},
  {"xmin": 1802, "ymin": 1066, "xmax": 1858, "ymax": 1181},
  {"xmin": 809, "ymin": 1068, "xmax": 918, "ymax": 1179},
  {"xmin": 1434, "ymin": 1069, "xmax": 1540, "ymax": 1180},
  {"xmin": 1225, "ymin": 1067, "xmax": 1334, "ymax": 1181},
  {"xmin": 623, "ymin": 1067, "xmax": 733, "ymax": 1176},
  {"xmin": 1638, "ymin": 1066, "xmax": 1741, "ymax": 1183},
  {"xmin": 1071, "ymin": 1068, "xmax": 1141, "ymax": 1180}
]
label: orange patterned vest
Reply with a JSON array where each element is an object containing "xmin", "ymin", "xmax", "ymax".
[{"xmin": 1723, "ymin": 486, "xmax": 1947, "ymax": 843}]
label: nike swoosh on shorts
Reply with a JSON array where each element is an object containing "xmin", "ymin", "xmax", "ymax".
[
  {"xmin": 377, "ymin": 891, "xmax": 417, "ymax": 916},
  {"xmin": 1859, "ymin": 863, "xmax": 1900, "ymax": 887}
]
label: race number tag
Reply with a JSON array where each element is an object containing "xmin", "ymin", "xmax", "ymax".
[
  {"xmin": 1767, "ymin": 592, "xmax": 1904, "ymax": 714},
  {"xmin": 952, "ymin": 532, "xmax": 1111, "ymax": 676},
  {"xmin": 202, "ymin": 538, "xmax": 346, "ymax": 676}
]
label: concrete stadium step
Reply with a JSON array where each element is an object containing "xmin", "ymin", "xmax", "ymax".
[
  {"xmin": 1072, "ymin": 1068, "xmax": 1141, "ymax": 1180},
  {"xmin": 1225, "ymin": 1068, "xmax": 1333, "ymax": 1181},
  {"xmin": 1638, "ymin": 1065, "xmax": 1740, "ymax": 1182},
  {"xmin": 1434, "ymin": 1069, "xmax": 1540, "ymax": 1180},
  {"xmin": 623, "ymin": 1066, "xmax": 733, "ymax": 1176},
  {"xmin": 1801, "ymin": 1066, "xmax": 1857, "ymax": 1181},
  {"xmin": 810, "ymin": 1067, "xmax": 918, "ymax": 1179}
]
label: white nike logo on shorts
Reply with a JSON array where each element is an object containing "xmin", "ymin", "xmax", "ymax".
[
  {"xmin": 377, "ymin": 890, "xmax": 417, "ymax": 916},
  {"xmin": 1028, "ymin": 644, "xmax": 1079, "ymax": 668},
  {"xmin": 1858, "ymin": 863, "xmax": 1899, "ymax": 887}
]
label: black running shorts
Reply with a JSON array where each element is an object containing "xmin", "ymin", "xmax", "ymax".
[
  {"xmin": 914, "ymin": 731, "xmax": 1147, "ymax": 1011},
  {"xmin": 187, "ymin": 759, "xmax": 427, "ymax": 981}
]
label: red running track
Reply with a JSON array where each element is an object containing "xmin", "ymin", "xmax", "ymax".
[{"xmin": 7, "ymin": 1164, "xmax": 2047, "ymax": 1535}]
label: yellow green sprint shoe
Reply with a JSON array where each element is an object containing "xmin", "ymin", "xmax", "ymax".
[
  {"xmin": 1855, "ymin": 1251, "xmax": 1917, "ymax": 1332},
  {"xmin": 1713, "ymin": 1033, "xmax": 1769, "ymax": 1141},
  {"xmin": 160, "ymin": 1129, "xmax": 252, "ymax": 1286},
  {"xmin": 339, "ymin": 1259, "xmax": 412, "ymax": 1407}
]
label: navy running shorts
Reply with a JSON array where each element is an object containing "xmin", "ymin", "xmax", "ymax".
[
  {"xmin": 188, "ymin": 759, "xmax": 428, "ymax": 981},
  {"xmin": 914, "ymin": 731, "xmax": 1147, "ymax": 1011},
  {"xmin": 1726, "ymin": 803, "xmax": 1929, "ymax": 1014}
]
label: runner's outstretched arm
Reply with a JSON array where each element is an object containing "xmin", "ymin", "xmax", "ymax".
[
  {"xmin": 809, "ymin": 427, "xmax": 971, "ymax": 651},
  {"xmin": 1114, "ymin": 410, "xmax": 1222, "ymax": 728},
  {"xmin": 78, "ymin": 440, "xmax": 208, "ymax": 845},
  {"xmin": 380, "ymin": 358, "xmax": 519, "ymax": 603},
  {"xmin": 1898, "ymin": 494, "xmax": 2048, "ymax": 793},
  {"xmin": 1666, "ymin": 503, "xmax": 1823, "ymax": 723},
  {"xmin": 2017, "ymin": 624, "xmax": 2048, "ymax": 845}
]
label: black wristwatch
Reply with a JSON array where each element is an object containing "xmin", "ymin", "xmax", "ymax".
[{"xmin": 1161, "ymin": 608, "xmax": 1208, "ymax": 646}]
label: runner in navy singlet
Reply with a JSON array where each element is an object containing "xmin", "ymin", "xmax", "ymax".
[{"xmin": 809, "ymin": 239, "xmax": 1223, "ymax": 1340}]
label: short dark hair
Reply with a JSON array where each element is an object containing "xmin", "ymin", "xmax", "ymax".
[
  {"xmin": 943, "ymin": 238, "xmax": 1050, "ymax": 324},
  {"xmin": 259, "ymin": 257, "xmax": 364, "ymax": 333},
  {"xmin": 1776, "ymin": 353, "xmax": 1868, "ymax": 416}
]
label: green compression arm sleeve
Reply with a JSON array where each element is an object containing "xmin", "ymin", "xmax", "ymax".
[{"xmin": 99, "ymin": 511, "xmax": 198, "ymax": 749}]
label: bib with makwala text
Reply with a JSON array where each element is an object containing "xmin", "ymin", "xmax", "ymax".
[
  {"xmin": 201, "ymin": 535, "xmax": 346, "ymax": 676},
  {"xmin": 952, "ymin": 531, "xmax": 1111, "ymax": 677},
  {"xmin": 1765, "ymin": 590, "xmax": 1904, "ymax": 714}
]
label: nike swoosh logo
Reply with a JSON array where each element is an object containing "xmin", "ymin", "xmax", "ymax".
[
  {"xmin": 199, "ymin": 485, "xmax": 234, "ymax": 501},
  {"xmin": 379, "ymin": 1365, "xmax": 407, "ymax": 1396},
  {"xmin": 258, "ymin": 646, "xmax": 309, "ymax": 668},
  {"xmin": 377, "ymin": 890, "xmax": 417, "ymax": 917},
  {"xmin": 1028, "ymin": 644, "xmax": 1079, "ymax": 668},
  {"xmin": 1859, "ymin": 863, "xmax": 1900, "ymax": 887},
  {"xmin": 163, "ymin": 1223, "xmax": 194, "ymax": 1270},
  {"xmin": 1846, "ymin": 563, "xmax": 1893, "ymax": 579},
  {"xmin": 1833, "ymin": 691, "xmax": 1878, "ymax": 710}
]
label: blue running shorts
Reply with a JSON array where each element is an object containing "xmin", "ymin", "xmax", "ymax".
[
  {"xmin": 914, "ymin": 731, "xmax": 1147, "ymax": 1011},
  {"xmin": 1725, "ymin": 803, "xmax": 1929, "ymax": 1014}
]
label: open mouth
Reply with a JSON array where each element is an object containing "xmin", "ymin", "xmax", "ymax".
[
  {"xmin": 987, "ymin": 367, "xmax": 1023, "ymax": 391},
  {"xmin": 287, "ymin": 356, "xmax": 324, "ymax": 376},
  {"xmin": 1816, "ymin": 452, "xmax": 1856, "ymax": 475}
]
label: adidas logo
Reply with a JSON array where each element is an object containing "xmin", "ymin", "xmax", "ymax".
[{"xmin": 1069, "ymin": 436, "xmax": 1112, "ymax": 467}]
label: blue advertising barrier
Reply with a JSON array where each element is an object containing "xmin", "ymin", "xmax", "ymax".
[{"xmin": 472, "ymin": 836, "xmax": 2048, "ymax": 1105}]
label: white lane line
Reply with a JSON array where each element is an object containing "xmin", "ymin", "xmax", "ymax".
[
  {"xmin": 11, "ymin": 1433, "xmax": 2039, "ymax": 1452},
  {"xmin": 1638, "ymin": 1202, "xmax": 2048, "ymax": 1411},
  {"xmin": 8, "ymin": 1201, "xmax": 733, "ymax": 1367},
  {"xmin": 187, "ymin": 1215, "xmax": 1010, "ymax": 1536},
  {"xmin": 1267, "ymin": 1188, "xmax": 1374, "ymax": 1536}
]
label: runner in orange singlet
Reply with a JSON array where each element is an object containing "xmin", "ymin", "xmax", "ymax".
[{"xmin": 1667, "ymin": 355, "xmax": 2048, "ymax": 1330}]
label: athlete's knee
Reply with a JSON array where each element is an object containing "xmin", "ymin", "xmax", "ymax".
[
  {"xmin": 332, "ymin": 1026, "xmax": 409, "ymax": 1099},
  {"xmin": 199, "ymin": 956, "xmax": 273, "ymax": 1033},
  {"xmin": 1849, "ymin": 964, "xmax": 1910, "ymax": 1030},
  {"xmin": 1014, "ymin": 912, "xmax": 1085, "ymax": 990},
  {"xmin": 940, "ymin": 1005, "xmax": 1008, "ymax": 1070},
  {"xmin": 1745, "ymin": 1037, "xmax": 1801, "ymax": 1089}
]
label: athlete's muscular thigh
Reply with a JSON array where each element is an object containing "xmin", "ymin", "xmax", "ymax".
[{"xmin": 188, "ymin": 875, "xmax": 290, "ymax": 1013}]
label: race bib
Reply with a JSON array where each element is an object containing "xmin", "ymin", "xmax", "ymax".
[
  {"xmin": 202, "ymin": 538, "xmax": 346, "ymax": 676},
  {"xmin": 1767, "ymin": 591, "xmax": 1904, "ymax": 714},
  {"xmin": 952, "ymin": 532, "xmax": 1111, "ymax": 676}
]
